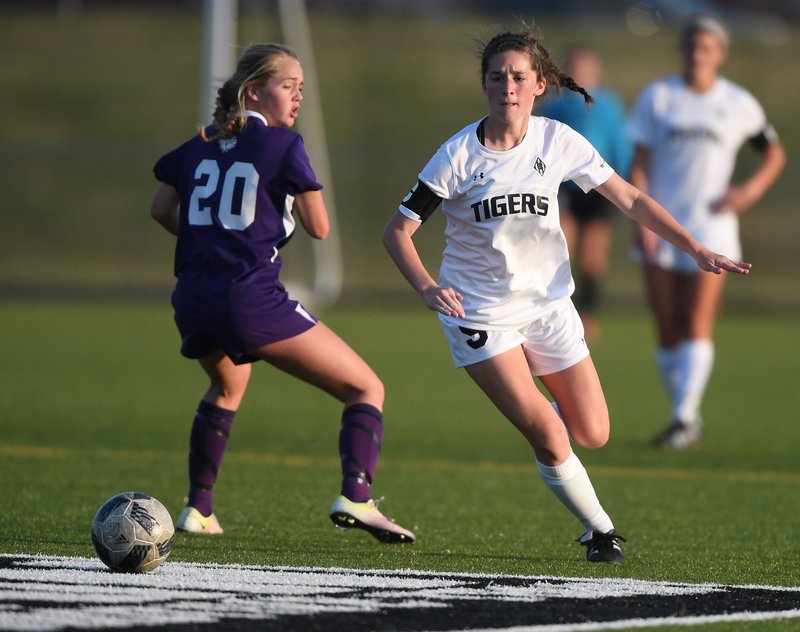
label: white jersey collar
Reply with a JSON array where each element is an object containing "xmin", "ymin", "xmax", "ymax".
[
  {"xmin": 476, "ymin": 116, "xmax": 531, "ymax": 157},
  {"xmin": 246, "ymin": 110, "xmax": 268, "ymax": 126}
]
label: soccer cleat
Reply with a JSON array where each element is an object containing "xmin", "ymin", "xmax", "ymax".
[
  {"xmin": 329, "ymin": 495, "xmax": 415, "ymax": 544},
  {"xmin": 652, "ymin": 420, "xmax": 702, "ymax": 449},
  {"xmin": 579, "ymin": 529, "xmax": 626, "ymax": 565},
  {"xmin": 175, "ymin": 506, "xmax": 224, "ymax": 535}
]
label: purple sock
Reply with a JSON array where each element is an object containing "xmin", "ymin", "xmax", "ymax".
[
  {"xmin": 339, "ymin": 403, "xmax": 383, "ymax": 503},
  {"xmin": 187, "ymin": 400, "xmax": 235, "ymax": 517}
]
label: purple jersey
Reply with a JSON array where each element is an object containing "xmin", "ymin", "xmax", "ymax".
[
  {"xmin": 153, "ymin": 112, "xmax": 322, "ymax": 290},
  {"xmin": 153, "ymin": 113, "xmax": 322, "ymax": 363}
]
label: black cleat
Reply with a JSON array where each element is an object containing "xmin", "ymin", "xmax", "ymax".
[{"xmin": 579, "ymin": 529, "xmax": 626, "ymax": 565}]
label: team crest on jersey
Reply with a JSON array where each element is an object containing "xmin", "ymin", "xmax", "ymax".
[
  {"xmin": 218, "ymin": 137, "xmax": 238, "ymax": 153},
  {"xmin": 534, "ymin": 157, "xmax": 546, "ymax": 176}
]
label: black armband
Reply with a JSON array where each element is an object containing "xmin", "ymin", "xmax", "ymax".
[
  {"xmin": 748, "ymin": 123, "xmax": 779, "ymax": 152},
  {"xmin": 399, "ymin": 180, "xmax": 442, "ymax": 222}
]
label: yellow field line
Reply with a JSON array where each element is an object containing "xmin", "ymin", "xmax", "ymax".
[
  {"xmin": 2, "ymin": 443, "xmax": 799, "ymax": 484},
  {"xmin": 381, "ymin": 457, "xmax": 800, "ymax": 484},
  {"xmin": 0, "ymin": 445, "xmax": 69, "ymax": 458}
]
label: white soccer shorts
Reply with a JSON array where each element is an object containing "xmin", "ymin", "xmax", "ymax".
[{"xmin": 441, "ymin": 298, "xmax": 589, "ymax": 375}]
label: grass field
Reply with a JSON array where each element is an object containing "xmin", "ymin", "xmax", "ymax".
[{"xmin": 2, "ymin": 301, "xmax": 799, "ymax": 606}]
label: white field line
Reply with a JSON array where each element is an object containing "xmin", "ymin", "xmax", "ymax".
[
  {"xmin": 1, "ymin": 555, "xmax": 799, "ymax": 631},
  {"xmin": 475, "ymin": 609, "xmax": 800, "ymax": 632}
]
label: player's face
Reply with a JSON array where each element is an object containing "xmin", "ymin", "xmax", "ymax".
[
  {"xmin": 248, "ymin": 56, "xmax": 304, "ymax": 128},
  {"xmin": 682, "ymin": 30, "xmax": 727, "ymax": 86},
  {"xmin": 483, "ymin": 50, "xmax": 546, "ymax": 126}
]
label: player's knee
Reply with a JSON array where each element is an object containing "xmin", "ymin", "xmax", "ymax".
[
  {"xmin": 342, "ymin": 371, "xmax": 384, "ymax": 408},
  {"xmin": 206, "ymin": 386, "xmax": 246, "ymax": 410},
  {"xmin": 208, "ymin": 369, "xmax": 250, "ymax": 408},
  {"xmin": 577, "ymin": 428, "xmax": 609, "ymax": 449},
  {"xmin": 363, "ymin": 373, "xmax": 385, "ymax": 406},
  {"xmin": 520, "ymin": 418, "xmax": 571, "ymax": 462},
  {"xmin": 574, "ymin": 429, "xmax": 609, "ymax": 449},
  {"xmin": 569, "ymin": 411, "xmax": 610, "ymax": 449}
]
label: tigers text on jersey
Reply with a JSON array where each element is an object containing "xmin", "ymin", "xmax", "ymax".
[
  {"xmin": 627, "ymin": 75, "xmax": 774, "ymax": 270},
  {"xmin": 153, "ymin": 112, "xmax": 322, "ymax": 291},
  {"xmin": 400, "ymin": 116, "xmax": 613, "ymax": 330}
]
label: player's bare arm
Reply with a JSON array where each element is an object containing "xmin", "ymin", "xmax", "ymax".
[
  {"xmin": 596, "ymin": 174, "xmax": 751, "ymax": 275},
  {"xmin": 293, "ymin": 189, "xmax": 330, "ymax": 239},
  {"xmin": 150, "ymin": 183, "xmax": 180, "ymax": 236},
  {"xmin": 382, "ymin": 212, "xmax": 464, "ymax": 317},
  {"xmin": 628, "ymin": 145, "xmax": 659, "ymax": 259},
  {"xmin": 711, "ymin": 140, "xmax": 786, "ymax": 215}
]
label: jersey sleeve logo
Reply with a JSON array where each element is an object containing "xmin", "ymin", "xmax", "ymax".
[{"xmin": 534, "ymin": 157, "xmax": 547, "ymax": 176}]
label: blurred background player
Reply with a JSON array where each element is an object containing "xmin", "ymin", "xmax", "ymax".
[
  {"xmin": 383, "ymin": 28, "xmax": 750, "ymax": 565},
  {"xmin": 150, "ymin": 43, "xmax": 414, "ymax": 543},
  {"xmin": 538, "ymin": 46, "xmax": 632, "ymax": 341},
  {"xmin": 628, "ymin": 15, "xmax": 785, "ymax": 449}
]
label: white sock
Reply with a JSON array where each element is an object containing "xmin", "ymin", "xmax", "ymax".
[
  {"xmin": 672, "ymin": 339, "xmax": 714, "ymax": 425},
  {"xmin": 656, "ymin": 346, "xmax": 680, "ymax": 401},
  {"xmin": 536, "ymin": 450, "xmax": 614, "ymax": 539}
]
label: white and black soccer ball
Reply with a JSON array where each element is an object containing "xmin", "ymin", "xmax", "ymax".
[{"xmin": 91, "ymin": 492, "xmax": 174, "ymax": 573}]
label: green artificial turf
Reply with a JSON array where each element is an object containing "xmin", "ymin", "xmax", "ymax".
[{"xmin": 2, "ymin": 302, "xmax": 798, "ymax": 595}]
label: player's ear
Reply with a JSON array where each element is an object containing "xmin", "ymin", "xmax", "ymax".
[
  {"xmin": 534, "ymin": 77, "xmax": 547, "ymax": 97},
  {"xmin": 245, "ymin": 84, "xmax": 260, "ymax": 102}
]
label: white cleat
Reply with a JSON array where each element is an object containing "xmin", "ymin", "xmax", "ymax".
[
  {"xmin": 652, "ymin": 420, "xmax": 702, "ymax": 449},
  {"xmin": 175, "ymin": 506, "xmax": 224, "ymax": 535},
  {"xmin": 329, "ymin": 495, "xmax": 415, "ymax": 544}
]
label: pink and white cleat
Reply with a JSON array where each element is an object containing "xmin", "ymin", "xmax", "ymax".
[{"xmin": 329, "ymin": 495, "xmax": 415, "ymax": 544}]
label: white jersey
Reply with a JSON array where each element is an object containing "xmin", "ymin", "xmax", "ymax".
[
  {"xmin": 400, "ymin": 116, "xmax": 613, "ymax": 330},
  {"xmin": 628, "ymin": 75, "xmax": 769, "ymax": 271}
]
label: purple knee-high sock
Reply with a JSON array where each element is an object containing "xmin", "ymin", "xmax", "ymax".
[
  {"xmin": 187, "ymin": 400, "xmax": 236, "ymax": 517},
  {"xmin": 339, "ymin": 403, "xmax": 384, "ymax": 503}
]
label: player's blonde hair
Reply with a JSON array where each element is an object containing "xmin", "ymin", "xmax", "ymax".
[
  {"xmin": 201, "ymin": 43, "xmax": 298, "ymax": 142},
  {"xmin": 479, "ymin": 30, "xmax": 594, "ymax": 108}
]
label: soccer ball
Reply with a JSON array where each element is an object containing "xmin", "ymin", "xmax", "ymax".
[{"xmin": 91, "ymin": 491, "xmax": 174, "ymax": 573}]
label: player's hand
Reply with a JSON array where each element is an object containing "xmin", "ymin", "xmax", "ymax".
[
  {"xmin": 695, "ymin": 247, "xmax": 752, "ymax": 275},
  {"xmin": 421, "ymin": 286, "xmax": 464, "ymax": 318}
]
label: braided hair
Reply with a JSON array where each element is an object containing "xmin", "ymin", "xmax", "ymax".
[
  {"xmin": 479, "ymin": 31, "xmax": 594, "ymax": 108},
  {"xmin": 200, "ymin": 43, "xmax": 298, "ymax": 142}
]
